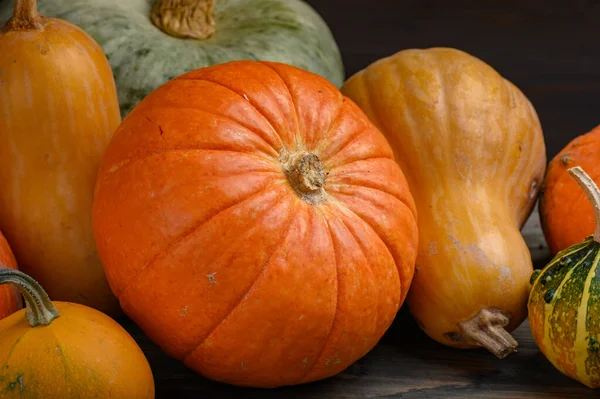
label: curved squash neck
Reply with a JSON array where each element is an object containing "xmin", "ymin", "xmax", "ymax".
[
  {"xmin": 3, "ymin": 0, "xmax": 44, "ymax": 31},
  {"xmin": 151, "ymin": 0, "xmax": 216, "ymax": 40}
]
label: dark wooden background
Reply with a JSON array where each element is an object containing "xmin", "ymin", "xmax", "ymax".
[{"xmin": 305, "ymin": 0, "xmax": 600, "ymax": 161}]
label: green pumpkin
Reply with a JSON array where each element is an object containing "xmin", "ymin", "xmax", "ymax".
[
  {"xmin": 0, "ymin": 0, "xmax": 344, "ymax": 116},
  {"xmin": 529, "ymin": 166, "xmax": 600, "ymax": 388}
]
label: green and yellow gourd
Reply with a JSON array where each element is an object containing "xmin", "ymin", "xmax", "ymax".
[
  {"xmin": 0, "ymin": 0, "xmax": 344, "ymax": 116},
  {"xmin": 529, "ymin": 166, "xmax": 600, "ymax": 388}
]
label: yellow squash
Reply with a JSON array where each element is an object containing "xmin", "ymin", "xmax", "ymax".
[
  {"xmin": 0, "ymin": 0, "xmax": 121, "ymax": 314},
  {"xmin": 342, "ymin": 47, "xmax": 546, "ymax": 357}
]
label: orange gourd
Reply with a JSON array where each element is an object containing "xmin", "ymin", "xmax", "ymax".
[
  {"xmin": 0, "ymin": 268, "xmax": 154, "ymax": 398},
  {"xmin": 0, "ymin": 0, "xmax": 121, "ymax": 314},
  {"xmin": 342, "ymin": 48, "xmax": 546, "ymax": 357},
  {"xmin": 92, "ymin": 60, "xmax": 418, "ymax": 387},
  {"xmin": 0, "ymin": 231, "xmax": 22, "ymax": 319},
  {"xmin": 539, "ymin": 125, "xmax": 600, "ymax": 255}
]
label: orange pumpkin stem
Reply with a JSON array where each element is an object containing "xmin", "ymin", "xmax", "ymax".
[
  {"xmin": 0, "ymin": 267, "xmax": 59, "ymax": 327},
  {"xmin": 280, "ymin": 150, "xmax": 327, "ymax": 205},
  {"xmin": 151, "ymin": 0, "xmax": 216, "ymax": 40},
  {"xmin": 568, "ymin": 166, "xmax": 600, "ymax": 243},
  {"xmin": 456, "ymin": 308, "xmax": 518, "ymax": 359},
  {"xmin": 3, "ymin": 0, "xmax": 44, "ymax": 31}
]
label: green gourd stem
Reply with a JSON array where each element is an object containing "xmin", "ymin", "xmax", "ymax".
[
  {"xmin": 568, "ymin": 166, "xmax": 600, "ymax": 243},
  {"xmin": 151, "ymin": 0, "xmax": 216, "ymax": 40},
  {"xmin": 0, "ymin": 266, "xmax": 59, "ymax": 327},
  {"xmin": 3, "ymin": 0, "xmax": 43, "ymax": 31}
]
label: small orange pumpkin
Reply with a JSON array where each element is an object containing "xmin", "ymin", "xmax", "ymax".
[
  {"xmin": 0, "ymin": 231, "xmax": 22, "ymax": 319},
  {"xmin": 0, "ymin": 268, "xmax": 154, "ymax": 398},
  {"xmin": 93, "ymin": 60, "xmax": 418, "ymax": 387},
  {"xmin": 540, "ymin": 125, "xmax": 600, "ymax": 255}
]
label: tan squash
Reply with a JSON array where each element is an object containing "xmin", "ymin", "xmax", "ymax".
[
  {"xmin": 342, "ymin": 47, "xmax": 546, "ymax": 357},
  {"xmin": 0, "ymin": 0, "xmax": 121, "ymax": 314}
]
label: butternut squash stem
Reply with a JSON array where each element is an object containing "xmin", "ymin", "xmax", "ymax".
[
  {"xmin": 151, "ymin": 0, "xmax": 216, "ymax": 40},
  {"xmin": 0, "ymin": 266, "xmax": 59, "ymax": 327},
  {"xmin": 4, "ymin": 0, "xmax": 43, "ymax": 31},
  {"xmin": 457, "ymin": 308, "xmax": 518, "ymax": 359},
  {"xmin": 568, "ymin": 166, "xmax": 600, "ymax": 243}
]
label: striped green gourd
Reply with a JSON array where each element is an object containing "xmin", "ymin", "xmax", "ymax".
[
  {"xmin": 529, "ymin": 165, "xmax": 600, "ymax": 388},
  {"xmin": 0, "ymin": 0, "xmax": 344, "ymax": 117}
]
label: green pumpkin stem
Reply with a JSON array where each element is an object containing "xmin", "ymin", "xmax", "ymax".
[
  {"xmin": 0, "ymin": 267, "xmax": 59, "ymax": 327},
  {"xmin": 151, "ymin": 0, "xmax": 216, "ymax": 40},
  {"xmin": 3, "ymin": 0, "xmax": 44, "ymax": 31},
  {"xmin": 568, "ymin": 166, "xmax": 600, "ymax": 243}
]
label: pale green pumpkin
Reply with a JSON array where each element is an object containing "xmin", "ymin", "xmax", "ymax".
[{"xmin": 0, "ymin": 0, "xmax": 344, "ymax": 116}]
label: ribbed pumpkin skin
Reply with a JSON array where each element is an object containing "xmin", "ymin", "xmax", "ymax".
[
  {"xmin": 0, "ymin": 232, "xmax": 22, "ymax": 320},
  {"xmin": 540, "ymin": 125, "xmax": 600, "ymax": 255},
  {"xmin": 0, "ymin": 302, "xmax": 154, "ymax": 398},
  {"xmin": 0, "ymin": 16, "xmax": 121, "ymax": 314},
  {"xmin": 0, "ymin": 0, "xmax": 345, "ymax": 116},
  {"xmin": 341, "ymin": 48, "xmax": 546, "ymax": 348},
  {"xmin": 529, "ymin": 237, "xmax": 600, "ymax": 388},
  {"xmin": 92, "ymin": 60, "xmax": 418, "ymax": 388}
]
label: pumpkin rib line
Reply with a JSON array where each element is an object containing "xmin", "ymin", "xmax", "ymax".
[
  {"xmin": 98, "ymin": 148, "xmax": 280, "ymax": 187},
  {"xmin": 117, "ymin": 182, "xmax": 285, "ymax": 299},
  {"xmin": 301, "ymin": 210, "xmax": 339, "ymax": 379},
  {"xmin": 257, "ymin": 62, "xmax": 303, "ymax": 148},
  {"xmin": 331, "ymin": 196, "xmax": 406, "ymax": 298},
  {"xmin": 314, "ymin": 97, "xmax": 345, "ymax": 154},
  {"xmin": 319, "ymin": 127, "xmax": 374, "ymax": 164},
  {"xmin": 138, "ymin": 103, "xmax": 280, "ymax": 158},
  {"xmin": 181, "ymin": 201, "xmax": 299, "ymax": 363},
  {"xmin": 330, "ymin": 182, "xmax": 416, "ymax": 222},
  {"xmin": 325, "ymin": 156, "xmax": 393, "ymax": 170},
  {"xmin": 2, "ymin": 329, "xmax": 31, "ymax": 366},
  {"xmin": 338, "ymin": 212, "xmax": 386, "ymax": 340},
  {"xmin": 176, "ymin": 77, "xmax": 284, "ymax": 152},
  {"xmin": 50, "ymin": 326, "xmax": 73, "ymax": 394}
]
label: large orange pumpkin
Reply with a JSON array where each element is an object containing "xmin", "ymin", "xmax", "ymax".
[
  {"xmin": 540, "ymin": 125, "xmax": 600, "ymax": 255},
  {"xmin": 0, "ymin": 231, "xmax": 22, "ymax": 320},
  {"xmin": 92, "ymin": 60, "xmax": 418, "ymax": 387}
]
